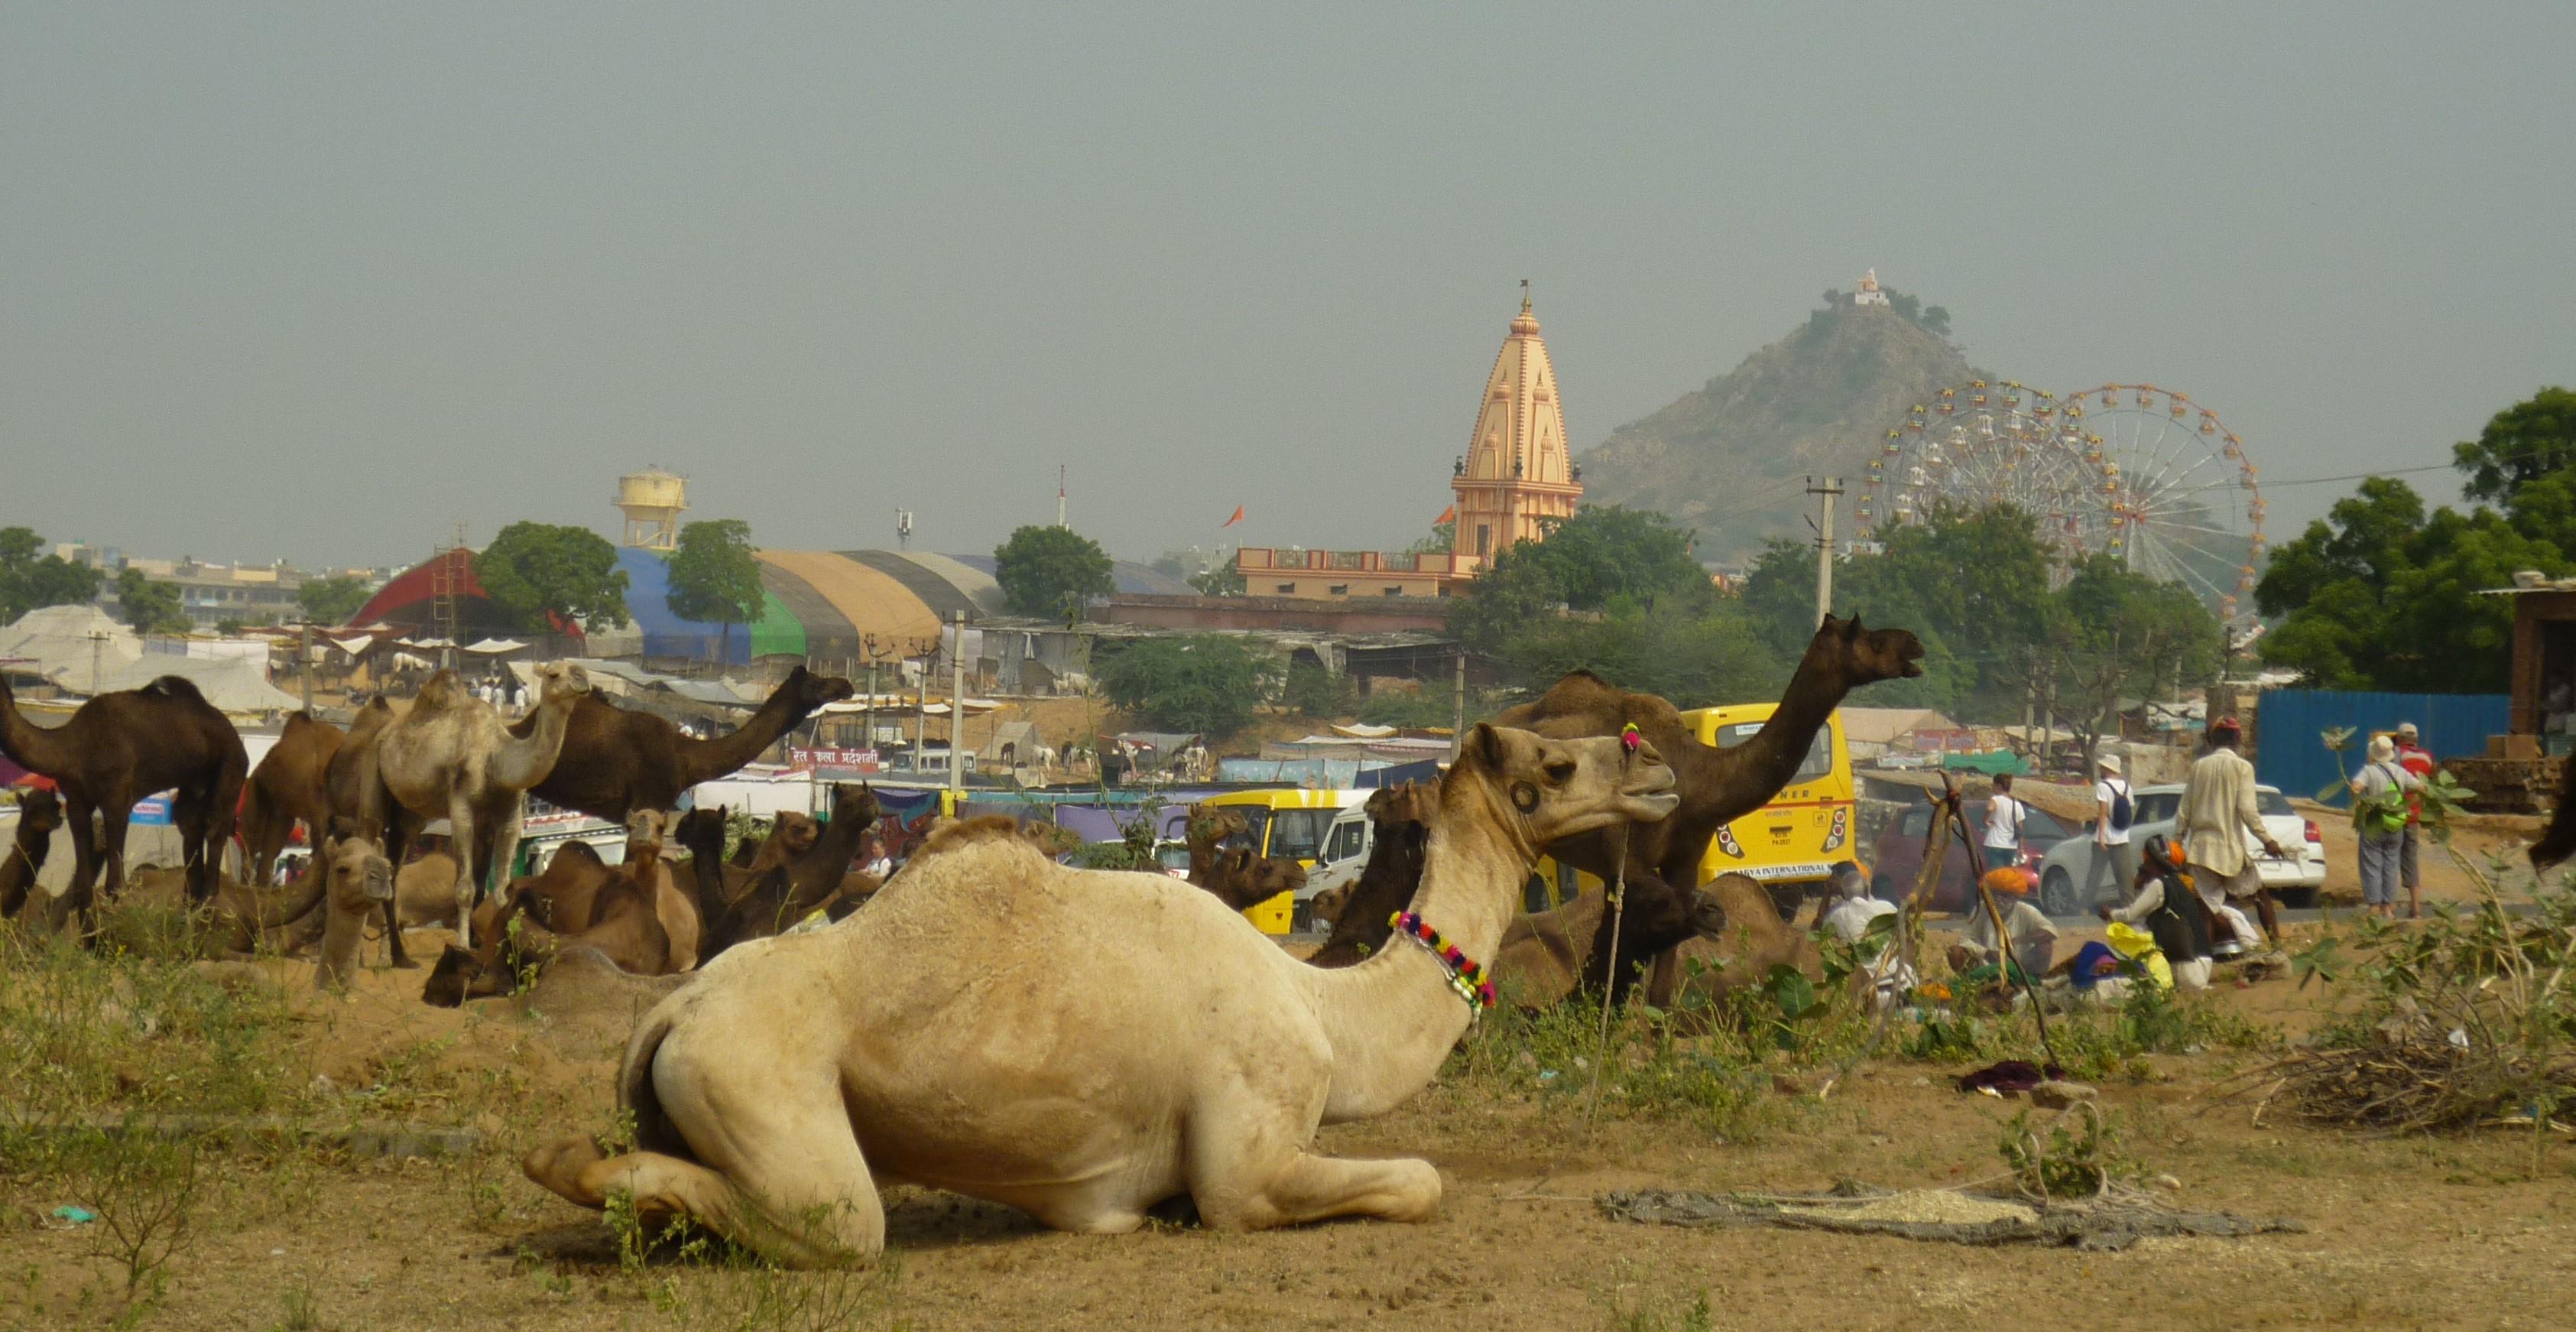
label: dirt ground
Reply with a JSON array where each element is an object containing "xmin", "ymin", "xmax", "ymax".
[{"xmin": 6, "ymin": 919, "xmax": 2573, "ymax": 1332}]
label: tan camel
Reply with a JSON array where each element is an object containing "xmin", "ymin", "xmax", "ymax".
[
  {"xmin": 309, "ymin": 832, "xmax": 397, "ymax": 989},
  {"xmin": 355, "ymin": 664, "xmax": 589, "ymax": 947},
  {"xmin": 522, "ymin": 724, "xmax": 1677, "ymax": 1265},
  {"xmin": 1664, "ymin": 872, "xmax": 1825, "ymax": 1015},
  {"xmin": 238, "ymin": 710, "xmax": 343, "ymax": 887}
]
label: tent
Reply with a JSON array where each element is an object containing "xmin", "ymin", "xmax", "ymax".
[
  {"xmin": 92, "ymin": 655, "xmax": 302, "ymax": 715},
  {"xmin": 0, "ymin": 605, "xmax": 144, "ymax": 692}
]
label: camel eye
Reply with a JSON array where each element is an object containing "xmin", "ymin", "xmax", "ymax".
[{"xmin": 1544, "ymin": 760, "xmax": 1576, "ymax": 785}]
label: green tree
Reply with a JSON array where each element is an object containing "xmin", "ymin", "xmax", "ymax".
[
  {"xmin": 475, "ymin": 522, "xmax": 631, "ymax": 635},
  {"xmin": 1281, "ymin": 659, "xmax": 1355, "ymax": 719},
  {"xmin": 0, "ymin": 526, "xmax": 105, "ymax": 622},
  {"xmin": 1189, "ymin": 563, "xmax": 1247, "ymax": 596},
  {"xmin": 1452, "ymin": 505, "xmax": 1711, "ymax": 657},
  {"xmin": 667, "ymin": 519, "xmax": 766, "ymax": 661},
  {"xmin": 294, "ymin": 574, "xmax": 372, "ymax": 625},
  {"xmin": 1098, "ymin": 634, "xmax": 1280, "ymax": 736},
  {"xmin": 2453, "ymin": 386, "xmax": 2576, "ymax": 505},
  {"xmin": 115, "ymin": 568, "xmax": 190, "ymax": 636},
  {"xmin": 1403, "ymin": 518, "xmax": 1456, "ymax": 557},
  {"xmin": 994, "ymin": 526, "xmax": 1114, "ymax": 619}
]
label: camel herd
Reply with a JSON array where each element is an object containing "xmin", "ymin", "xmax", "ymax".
[{"xmin": 1, "ymin": 612, "xmax": 1930, "ymax": 1267}]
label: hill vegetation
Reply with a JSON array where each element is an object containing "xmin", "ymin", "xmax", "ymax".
[{"xmin": 1576, "ymin": 289, "xmax": 1977, "ymax": 564}]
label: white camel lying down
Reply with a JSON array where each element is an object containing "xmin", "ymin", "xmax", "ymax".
[{"xmin": 524, "ymin": 723, "xmax": 1677, "ymax": 1265}]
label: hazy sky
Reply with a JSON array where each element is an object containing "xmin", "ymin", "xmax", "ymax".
[{"xmin": 6, "ymin": 3, "xmax": 2571, "ymax": 571}]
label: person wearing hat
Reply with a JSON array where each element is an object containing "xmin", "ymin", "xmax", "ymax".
[
  {"xmin": 2175, "ymin": 716, "xmax": 2289, "ymax": 957},
  {"xmin": 1955, "ymin": 867, "xmax": 2059, "ymax": 983},
  {"xmin": 2392, "ymin": 722, "xmax": 2435, "ymax": 918},
  {"xmin": 2100, "ymin": 833, "xmax": 2216, "ymax": 991},
  {"xmin": 2088, "ymin": 752, "xmax": 2139, "ymax": 906},
  {"xmin": 2351, "ymin": 733, "xmax": 2422, "ymax": 920}
]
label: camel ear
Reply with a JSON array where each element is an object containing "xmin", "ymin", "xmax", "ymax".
[{"xmin": 1468, "ymin": 723, "xmax": 1506, "ymax": 772}]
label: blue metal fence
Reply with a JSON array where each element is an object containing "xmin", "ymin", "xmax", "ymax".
[{"xmin": 2253, "ymin": 690, "xmax": 2507, "ymax": 806}]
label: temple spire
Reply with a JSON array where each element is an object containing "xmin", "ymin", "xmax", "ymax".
[{"xmin": 1452, "ymin": 286, "xmax": 1581, "ymax": 564}]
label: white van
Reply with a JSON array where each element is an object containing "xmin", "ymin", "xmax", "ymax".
[{"xmin": 1296, "ymin": 804, "xmax": 1378, "ymax": 926}]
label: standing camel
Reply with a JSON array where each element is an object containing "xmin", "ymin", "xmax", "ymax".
[
  {"xmin": 509, "ymin": 665, "xmax": 855, "ymax": 823},
  {"xmin": 0, "ymin": 674, "xmax": 247, "ymax": 921},
  {"xmin": 355, "ymin": 664, "xmax": 590, "ymax": 947},
  {"xmin": 521, "ymin": 725, "xmax": 1678, "ymax": 1266},
  {"xmin": 239, "ymin": 710, "xmax": 345, "ymax": 886}
]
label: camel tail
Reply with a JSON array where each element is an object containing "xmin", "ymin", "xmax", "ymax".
[{"xmin": 2531, "ymin": 752, "xmax": 2576, "ymax": 871}]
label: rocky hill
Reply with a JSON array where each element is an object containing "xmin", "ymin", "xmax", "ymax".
[{"xmin": 1577, "ymin": 300, "xmax": 1977, "ymax": 565}]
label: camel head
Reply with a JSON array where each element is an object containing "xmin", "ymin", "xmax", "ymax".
[
  {"xmin": 625, "ymin": 809, "xmax": 670, "ymax": 859},
  {"xmin": 1187, "ymin": 804, "xmax": 1247, "ymax": 847},
  {"xmin": 672, "ymin": 806, "xmax": 728, "ymax": 859},
  {"xmin": 15, "ymin": 788, "xmax": 63, "ymax": 837},
  {"xmin": 1366, "ymin": 780, "xmax": 1437, "ymax": 828},
  {"xmin": 770, "ymin": 813, "xmax": 822, "ymax": 857},
  {"xmin": 1808, "ymin": 613, "xmax": 1925, "ymax": 687},
  {"xmin": 1455, "ymin": 723, "xmax": 1679, "ymax": 848},
  {"xmin": 1310, "ymin": 880, "xmax": 1355, "ymax": 925},
  {"xmin": 825, "ymin": 782, "xmax": 881, "ymax": 831},
  {"xmin": 320, "ymin": 831, "xmax": 396, "ymax": 908},
  {"xmin": 784, "ymin": 666, "xmax": 858, "ymax": 715},
  {"xmin": 1238, "ymin": 848, "xmax": 1306, "ymax": 899},
  {"xmin": 536, "ymin": 662, "xmax": 594, "ymax": 701}
]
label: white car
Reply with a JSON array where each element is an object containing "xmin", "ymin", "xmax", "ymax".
[
  {"xmin": 2034, "ymin": 781, "xmax": 2326, "ymax": 917},
  {"xmin": 1294, "ymin": 804, "xmax": 1378, "ymax": 927}
]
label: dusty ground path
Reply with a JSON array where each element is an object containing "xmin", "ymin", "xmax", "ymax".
[{"xmin": 6, "ymin": 924, "xmax": 2573, "ymax": 1330}]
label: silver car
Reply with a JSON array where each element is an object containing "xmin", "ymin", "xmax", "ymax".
[{"xmin": 2034, "ymin": 781, "xmax": 2326, "ymax": 916}]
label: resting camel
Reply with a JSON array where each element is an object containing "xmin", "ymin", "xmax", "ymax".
[
  {"xmin": 521, "ymin": 723, "xmax": 1679, "ymax": 1265},
  {"xmin": 696, "ymin": 785, "xmax": 881, "ymax": 960},
  {"xmin": 1, "ymin": 788, "xmax": 65, "ymax": 921},
  {"xmin": 1496, "ymin": 612, "xmax": 1920, "ymax": 1000},
  {"xmin": 1491, "ymin": 873, "xmax": 1731, "ymax": 1008},
  {"xmin": 423, "ymin": 817, "xmax": 693, "ymax": 1005},
  {"xmin": 1176, "ymin": 803, "xmax": 1306, "ymax": 914},
  {"xmin": 509, "ymin": 665, "xmax": 855, "ymax": 823},
  {"xmin": 1663, "ymin": 872, "xmax": 1825, "ymax": 1012},
  {"xmin": 1306, "ymin": 783, "xmax": 1437, "ymax": 967},
  {"xmin": 0, "ymin": 674, "xmax": 248, "ymax": 920},
  {"xmin": 264, "ymin": 700, "xmax": 418, "ymax": 967},
  {"xmin": 1180, "ymin": 805, "xmax": 1247, "ymax": 882},
  {"xmin": 355, "ymin": 664, "xmax": 590, "ymax": 947}
]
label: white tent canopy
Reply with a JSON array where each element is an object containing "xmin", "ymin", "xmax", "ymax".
[
  {"xmin": 92, "ymin": 655, "xmax": 302, "ymax": 715},
  {"xmin": 0, "ymin": 605, "xmax": 144, "ymax": 693},
  {"xmin": 463, "ymin": 638, "xmax": 528, "ymax": 655}
]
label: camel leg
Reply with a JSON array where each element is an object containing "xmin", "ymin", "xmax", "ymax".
[
  {"xmin": 59, "ymin": 792, "xmax": 100, "ymax": 931},
  {"xmin": 1183, "ymin": 1093, "xmax": 1440, "ymax": 1231},
  {"xmin": 449, "ymin": 792, "xmax": 479, "ymax": 951},
  {"xmin": 200, "ymin": 755, "xmax": 243, "ymax": 905},
  {"xmin": 96, "ymin": 801, "xmax": 132, "ymax": 907},
  {"xmin": 380, "ymin": 897, "xmax": 416, "ymax": 969},
  {"xmin": 524, "ymin": 1135, "xmax": 880, "ymax": 1269},
  {"xmin": 172, "ymin": 786, "xmax": 215, "ymax": 906}
]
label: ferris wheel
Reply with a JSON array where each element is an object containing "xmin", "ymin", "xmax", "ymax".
[
  {"xmin": 2059, "ymin": 384, "xmax": 2268, "ymax": 623},
  {"xmin": 1853, "ymin": 381, "xmax": 2115, "ymax": 564}
]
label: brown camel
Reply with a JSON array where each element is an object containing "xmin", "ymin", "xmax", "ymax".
[
  {"xmin": 238, "ymin": 710, "xmax": 342, "ymax": 887},
  {"xmin": 355, "ymin": 664, "xmax": 590, "ymax": 947},
  {"xmin": 509, "ymin": 665, "xmax": 856, "ymax": 823},
  {"xmin": 2532, "ymin": 749, "xmax": 2576, "ymax": 869},
  {"xmin": 697, "ymin": 785, "xmax": 881, "ymax": 960},
  {"xmin": 1306, "ymin": 783, "xmax": 1438, "ymax": 968},
  {"xmin": 1663, "ymin": 872, "xmax": 1825, "ymax": 1012},
  {"xmin": 1181, "ymin": 804, "xmax": 1248, "ymax": 883},
  {"xmin": 1196, "ymin": 846, "xmax": 1308, "ymax": 914},
  {"xmin": 0, "ymin": 674, "xmax": 248, "ymax": 919},
  {"xmin": 1492, "ymin": 875, "xmax": 1731, "ymax": 1009},
  {"xmin": 2, "ymin": 788, "xmax": 65, "ymax": 921}
]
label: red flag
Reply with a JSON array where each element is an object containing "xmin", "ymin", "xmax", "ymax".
[
  {"xmin": 1221, "ymin": 505, "xmax": 1245, "ymax": 528},
  {"xmin": 1434, "ymin": 503, "xmax": 1456, "ymax": 525}
]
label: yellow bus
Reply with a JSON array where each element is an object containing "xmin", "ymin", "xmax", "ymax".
[
  {"xmin": 1528, "ymin": 703, "xmax": 1854, "ymax": 911},
  {"xmin": 1200, "ymin": 788, "xmax": 1361, "ymax": 935},
  {"xmin": 1682, "ymin": 701, "xmax": 1855, "ymax": 893}
]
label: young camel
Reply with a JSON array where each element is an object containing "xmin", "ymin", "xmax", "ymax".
[
  {"xmin": 1491, "ymin": 873, "xmax": 1733, "ymax": 1009},
  {"xmin": 422, "ymin": 817, "xmax": 689, "ymax": 1005},
  {"xmin": 523, "ymin": 724, "xmax": 1679, "ymax": 1266},
  {"xmin": 1, "ymin": 788, "xmax": 66, "ymax": 921}
]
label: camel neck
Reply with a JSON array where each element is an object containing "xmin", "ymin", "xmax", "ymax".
[
  {"xmin": 1304, "ymin": 771, "xmax": 1531, "ymax": 1122},
  {"xmin": 490, "ymin": 695, "xmax": 576, "ymax": 791},
  {"xmin": 0, "ymin": 679, "xmax": 70, "ymax": 777},
  {"xmin": 676, "ymin": 687, "xmax": 808, "ymax": 786},
  {"xmin": 1663, "ymin": 650, "xmax": 1846, "ymax": 854}
]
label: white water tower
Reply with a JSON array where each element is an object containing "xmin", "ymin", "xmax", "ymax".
[{"xmin": 615, "ymin": 469, "xmax": 689, "ymax": 550}]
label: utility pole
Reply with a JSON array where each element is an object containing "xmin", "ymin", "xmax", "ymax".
[
  {"xmin": 1806, "ymin": 476, "xmax": 1843, "ymax": 627},
  {"xmin": 1450, "ymin": 644, "xmax": 1467, "ymax": 762},
  {"xmin": 948, "ymin": 610, "xmax": 967, "ymax": 796},
  {"xmin": 298, "ymin": 621, "xmax": 314, "ymax": 711},
  {"xmin": 1056, "ymin": 466, "xmax": 1068, "ymax": 529}
]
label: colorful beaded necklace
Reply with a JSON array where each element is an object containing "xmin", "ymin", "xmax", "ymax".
[{"xmin": 1387, "ymin": 911, "xmax": 1496, "ymax": 1012}]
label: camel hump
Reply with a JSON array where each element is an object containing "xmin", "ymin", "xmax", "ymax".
[
  {"xmin": 141, "ymin": 675, "xmax": 209, "ymax": 703},
  {"xmin": 916, "ymin": 814, "xmax": 1032, "ymax": 860}
]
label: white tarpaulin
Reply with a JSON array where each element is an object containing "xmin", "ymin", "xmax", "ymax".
[
  {"xmin": 919, "ymin": 699, "xmax": 1000, "ymax": 716},
  {"xmin": 0, "ymin": 605, "xmax": 144, "ymax": 693},
  {"xmin": 328, "ymin": 635, "xmax": 376, "ymax": 655},
  {"xmin": 463, "ymin": 638, "xmax": 527, "ymax": 655},
  {"xmin": 92, "ymin": 655, "xmax": 301, "ymax": 715},
  {"xmin": 1332, "ymin": 723, "xmax": 1399, "ymax": 738}
]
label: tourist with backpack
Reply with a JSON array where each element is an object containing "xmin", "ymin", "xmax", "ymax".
[
  {"xmin": 2088, "ymin": 753, "xmax": 2138, "ymax": 905},
  {"xmin": 2350, "ymin": 733, "xmax": 2420, "ymax": 919},
  {"xmin": 1981, "ymin": 773, "xmax": 2026, "ymax": 873}
]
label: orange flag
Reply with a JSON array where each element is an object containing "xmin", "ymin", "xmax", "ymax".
[
  {"xmin": 1435, "ymin": 503, "xmax": 1456, "ymax": 525},
  {"xmin": 1221, "ymin": 505, "xmax": 1245, "ymax": 528}
]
